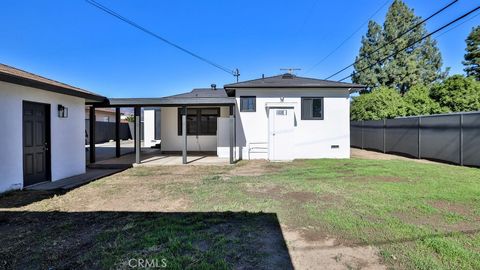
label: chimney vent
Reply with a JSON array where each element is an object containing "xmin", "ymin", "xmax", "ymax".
[{"xmin": 282, "ymin": 73, "xmax": 294, "ymax": 79}]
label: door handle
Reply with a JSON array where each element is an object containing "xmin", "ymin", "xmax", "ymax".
[{"xmin": 44, "ymin": 142, "xmax": 49, "ymax": 151}]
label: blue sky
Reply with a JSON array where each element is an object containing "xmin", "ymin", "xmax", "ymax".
[{"xmin": 1, "ymin": 0, "xmax": 479, "ymax": 98}]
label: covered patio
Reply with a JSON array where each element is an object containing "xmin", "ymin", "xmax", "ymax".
[
  {"xmin": 86, "ymin": 89, "xmax": 237, "ymax": 165},
  {"xmin": 94, "ymin": 149, "xmax": 230, "ymax": 166}
]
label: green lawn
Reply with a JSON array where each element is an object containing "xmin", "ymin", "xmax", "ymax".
[
  {"xmin": 182, "ymin": 159, "xmax": 480, "ymax": 269},
  {"xmin": 1, "ymin": 157, "xmax": 479, "ymax": 269}
]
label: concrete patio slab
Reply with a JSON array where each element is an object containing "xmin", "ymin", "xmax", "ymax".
[{"xmin": 95, "ymin": 149, "xmax": 230, "ymax": 166}]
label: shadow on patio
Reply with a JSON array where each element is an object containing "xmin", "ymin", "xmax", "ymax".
[{"xmin": 0, "ymin": 211, "xmax": 293, "ymax": 269}]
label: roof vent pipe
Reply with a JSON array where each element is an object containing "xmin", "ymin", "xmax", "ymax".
[{"xmin": 211, "ymin": 84, "xmax": 217, "ymax": 90}]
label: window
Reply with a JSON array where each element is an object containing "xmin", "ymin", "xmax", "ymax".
[
  {"xmin": 301, "ymin": 97, "xmax": 324, "ymax": 120},
  {"xmin": 240, "ymin": 96, "xmax": 256, "ymax": 112},
  {"xmin": 276, "ymin": 110, "xmax": 287, "ymax": 115},
  {"xmin": 178, "ymin": 108, "xmax": 220, "ymax": 136}
]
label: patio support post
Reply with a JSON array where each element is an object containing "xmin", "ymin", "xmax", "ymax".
[
  {"xmin": 134, "ymin": 106, "xmax": 141, "ymax": 164},
  {"xmin": 89, "ymin": 106, "xmax": 96, "ymax": 163},
  {"xmin": 115, "ymin": 107, "xmax": 121, "ymax": 158},
  {"xmin": 182, "ymin": 106, "xmax": 187, "ymax": 164},
  {"xmin": 229, "ymin": 105, "xmax": 234, "ymax": 164}
]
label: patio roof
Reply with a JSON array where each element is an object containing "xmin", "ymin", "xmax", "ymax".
[{"xmin": 89, "ymin": 88, "xmax": 237, "ymax": 166}]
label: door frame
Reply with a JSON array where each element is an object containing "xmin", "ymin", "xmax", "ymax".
[
  {"xmin": 22, "ymin": 100, "xmax": 52, "ymax": 186},
  {"xmin": 267, "ymin": 105, "xmax": 295, "ymax": 161}
]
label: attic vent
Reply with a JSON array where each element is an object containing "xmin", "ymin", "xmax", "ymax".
[{"xmin": 282, "ymin": 73, "xmax": 294, "ymax": 79}]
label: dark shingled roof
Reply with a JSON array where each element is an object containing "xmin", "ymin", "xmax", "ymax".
[
  {"xmin": 0, "ymin": 63, "xmax": 106, "ymax": 102},
  {"xmin": 169, "ymin": 88, "xmax": 229, "ymax": 98},
  {"xmin": 224, "ymin": 73, "xmax": 365, "ymax": 89},
  {"xmin": 107, "ymin": 88, "xmax": 235, "ymax": 107}
]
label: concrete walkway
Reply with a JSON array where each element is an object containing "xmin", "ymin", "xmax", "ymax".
[
  {"xmin": 26, "ymin": 168, "xmax": 126, "ymax": 191},
  {"xmin": 351, "ymin": 148, "xmax": 438, "ymax": 165}
]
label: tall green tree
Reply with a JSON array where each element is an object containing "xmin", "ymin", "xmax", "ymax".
[
  {"xmin": 352, "ymin": 0, "xmax": 446, "ymax": 94},
  {"xmin": 351, "ymin": 21, "xmax": 385, "ymax": 91},
  {"xmin": 463, "ymin": 26, "xmax": 480, "ymax": 80}
]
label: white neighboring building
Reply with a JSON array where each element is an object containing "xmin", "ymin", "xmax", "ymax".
[
  {"xmin": 85, "ymin": 107, "xmax": 116, "ymax": 122},
  {"xmin": 0, "ymin": 64, "xmax": 105, "ymax": 193},
  {"xmin": 142, "ymin": 73, "xmax": 364, "ymax": 161}
]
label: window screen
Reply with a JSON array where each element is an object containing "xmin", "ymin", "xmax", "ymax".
[
  {"xmin": 301, "ymin": 97, "xmax": 324, "ymax": 120},
  {"xmin": 240, "ymin": 96, "xmax": 256, "ymax": 112},
  {"xmin": 178, "ymin": 108, "xmax": 220, "ymax": 136}
]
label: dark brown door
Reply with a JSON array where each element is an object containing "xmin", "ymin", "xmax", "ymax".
[{"xmin": 23, "ymin": 101, "xmax": 50, "ymax": 186}]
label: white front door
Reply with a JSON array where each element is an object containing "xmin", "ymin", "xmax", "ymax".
[{"xmin": 268, "ymin": 108, "xmax": 294, "ymax": 161}]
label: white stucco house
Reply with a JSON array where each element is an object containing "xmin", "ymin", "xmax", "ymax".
[
  {"xmin": 0, "ymin": 64, "xmax": 105, "ymax": 193},
  {"xmin": 140, "ymin": 73, "xmax": 364, "ymax": 162},
  {"xmin": 0, "ymin": 64, "xmax": 363, "ymax": 194}
]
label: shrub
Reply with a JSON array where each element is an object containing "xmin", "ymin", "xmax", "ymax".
[
  {"xmin": 430, "ymin": 75, "xmax": 480, "ymax": 112},
  {"xmin": 403, "ymin": 85, "xmax": 444, "ymax": 116},
  {"xmin": 351, "ymin": 87, "xmax": 407, "ymax": 120}
]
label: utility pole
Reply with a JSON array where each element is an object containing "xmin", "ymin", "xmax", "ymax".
[{"xmin": 234, "ymin": 68, "xmax": 240, "ymax": 82}]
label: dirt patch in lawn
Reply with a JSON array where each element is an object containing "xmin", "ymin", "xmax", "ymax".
[
  {"xmin": 393, "ymin": 211, "xmax": 476, "ymax": 232},
  {"xmin": 343, "ymin": 175, "xmax": 405, "ymax": 183},
  {"xmin": 369, "ymin": 176, "xmax": 404, "ymax": 183},
  {"xmin": 429, "ymin": 200, "xmax": 477, "ymax": 219},
  {"xmin": 283, "ymin": 228, "xmax": 386, "ymax": 270},
  {"xmin": 245, "ymin": 185, "xmax": 318, "ymax": 203},
  {"xmin": 245, "ymin": 185, "xmax": 285, "ymax": 200},
  {"xmin": 228, "ymin": 160, "xmax": 283, "ymax": 177},
  {"xmin": 284, "ymin": 191, "xmax": 317, "ymax": 203}
]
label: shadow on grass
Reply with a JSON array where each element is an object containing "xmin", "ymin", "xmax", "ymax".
[
  {"xmin": 0, "ymin": 211, "xmax": 293, "ymax": 270},
  {"xmin": 0, "ymin": 190, "xmax": 67, "ymax": 208}
]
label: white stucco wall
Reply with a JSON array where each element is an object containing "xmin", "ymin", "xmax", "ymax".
[
  {"xmin": 160, "ymin": 106, "xmax": 229, "ymax": 152},
  {"xmin": 235, "ymin": 88, "xmax": 351, "ymax": 160},
  {"xmin": 143, "ymin": 109, "xmax": 159, "ymax": 148},
  {"xmin": 217, "ymin": 117, "xmax": 233, "ymax": 158},
  {"xmin": 0, "ymin": 81, "xmax": 86, "ymax": 192}
]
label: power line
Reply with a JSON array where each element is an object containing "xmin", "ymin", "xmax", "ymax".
[
  {"xmin": 338, "ymin": 5, "xmax": 480, "ymax": 82},
  {"xmin": 304, "ymin": 0, "xmax": 391, "ymax": 75},
  {"xmin": 435, "ymin": 11, "xmax": 480, "ymax": 39},
  {"xmin": 85, "ymin": 0, "xmax": 238, "ymax": 78},
  {"xmin": 325, "ymin": 0, "xmax": 458, "ymax": 80}
]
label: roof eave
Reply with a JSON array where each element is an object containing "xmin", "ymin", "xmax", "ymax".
[
  {"xmin": 0, "ymin": 72, "xmax": 106, "ymax": 102},
  {"xmin": 101, "ymin": 97, "xmax": 236, "ymax": 107},
  {"xmin": 224, "ymin": 85, "xmax": 366, "ymax": 89}
]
